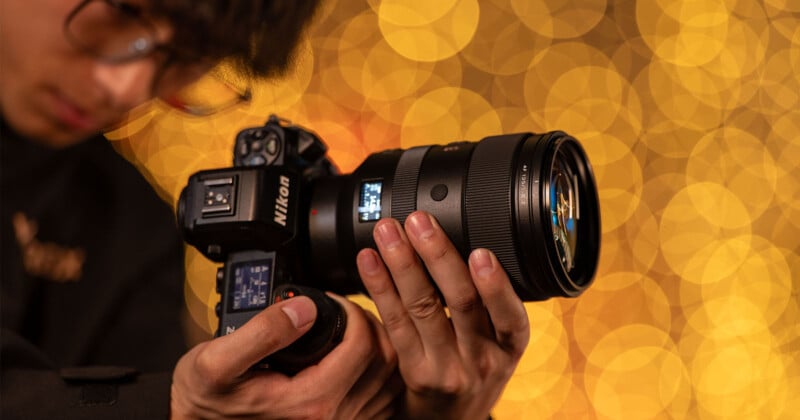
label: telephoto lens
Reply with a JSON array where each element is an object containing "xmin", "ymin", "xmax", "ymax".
[{"xmin": 307, "ymin": 131, "xmax": 601, "ymax": 301}]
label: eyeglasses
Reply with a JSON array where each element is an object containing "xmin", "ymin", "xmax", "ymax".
[{"xmin": 64, "ymin": 0, "xmax": 251, "ymax": 116}]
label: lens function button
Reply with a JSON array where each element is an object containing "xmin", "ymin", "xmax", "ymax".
[{"xmin": 430, "ymin": 184, "xmax": 449, "ymax": 201}]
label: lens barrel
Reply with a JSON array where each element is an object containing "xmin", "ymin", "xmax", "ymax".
[{"xmin": 307, "ymin": 132, "xmax": 600, "ymax": 301}]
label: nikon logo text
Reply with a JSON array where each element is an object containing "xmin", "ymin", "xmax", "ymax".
[{"xmin": 274, "ymin": 175, "xmax": 290, "ymax": 226}]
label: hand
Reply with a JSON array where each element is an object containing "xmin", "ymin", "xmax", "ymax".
[
  {"xmin": 357, "ymin": 211, "xmax": 530, "ymax": 420},
  {"xmin": 170, "ymin": 294, "xmax": 400, "ymax": 419}
]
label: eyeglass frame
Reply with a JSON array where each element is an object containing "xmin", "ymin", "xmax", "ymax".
[{"xmin": 63, "ymin": 0, "xmax": 251, "ymax": 116}]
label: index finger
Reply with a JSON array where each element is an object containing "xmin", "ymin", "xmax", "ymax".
[{"xmin": 469, "ymin": 249, "xmax": 530, "ymax": 356}]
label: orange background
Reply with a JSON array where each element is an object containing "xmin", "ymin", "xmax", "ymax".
[{"xmin": 109, "ymin": 0, "xmax": 800, "ymax": 418}]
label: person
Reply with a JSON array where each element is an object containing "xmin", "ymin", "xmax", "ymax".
[{"xmin": 0, "ymin": 0, "xmax": 530, "ymax": 418}]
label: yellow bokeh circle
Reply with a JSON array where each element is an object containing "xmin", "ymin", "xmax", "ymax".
[
  {"xmin": 659, "ymin": 183, "xmax": 753, "ymax": 282},
  {"xmin": 573, "ymin": 272, "xmax": 672, "ymax": 361},
  {"xmin": 400, "ymin": 87, "xmax": 501, "ymax": 147},
  {"xmin": 687, "ymin": 127, "xmax": 778, "ymax": 221},
  {"xmin": 378, "ymin": 0, "xmax": 479, "ymax": 62},
  {"xmin": 544, "ymin": 65, "xmax": 633, "ymax": 135},
  {"xmin": 690, "ymin": 335, "xmax": 788, "ymax": 418},
  {"xmin": 770, "ymin": 111, "xmax": 800, "ymax": 229},
  {"xmin": 460, "ymin": 2, "xmax": 553, "ymax": 76},
  {"xmin": 584, "ymin": 324, "xmax": 691, "ymax": 419},
  {"xmin": 584, "ymin": 136, "xmax": 643, "ymax": 232},
  {"xmin": 642, "ymin": 59, "xmax": 726, "ymax": 131},
  {"xmin": 375, "ymin": 0, "xmax": 458, "ymax": 26},
  {"xmin": 510, "ymin": 0, "xmax": 607, "ymax": 39},
  {"xmin": 636, "ymin": 0, "xmax": 733, "ymax": 67},
  {"xmin": 501, "ymin": 301, "xmax": 570, "ymax": 407}
]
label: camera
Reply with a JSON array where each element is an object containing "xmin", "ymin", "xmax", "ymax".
[{"xmin": 177, "ymin": 115, "xmax": 601, "ymax": 372}]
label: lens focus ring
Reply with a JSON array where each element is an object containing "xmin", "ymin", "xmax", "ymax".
[
  {"xmin": 392, "ymin": 146, "xmax": 430, "ymax": 224},
  {"xmin": 465, "ymin": 134, "xmax": 526, "ymax": 292}
]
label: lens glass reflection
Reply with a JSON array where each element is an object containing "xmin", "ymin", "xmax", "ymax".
[{"xmin": 550, "ymin": 155, "xmax": 579, "ymax": 273}]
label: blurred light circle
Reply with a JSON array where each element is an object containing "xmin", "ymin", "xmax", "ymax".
[
  {"xmin": 361, "ymin": 41, "xmax": 435, "ymax": 101},
  {"xmin": 400, "ymin": 87, "xmax": 501, "ymax": 147},
  {"xmin": 573, "ymin": 272, "xmax": 672, "ymax": 361},
  {"xmin": 376, "ymin": 0, "xmax": 458, "ymax": 26},
  {"xmin": 379, "ymin": 0, "xmax": 479, "ymax": 62},
  {"xmin": 636, "ymin": 0, "xmax": 732, "ymax": 67},
  {"xmin": 643, "ymin": 59, "xmax": 726, "ymax": 131},
  {"xmin": 590, "ymin": 145, "xmax": 643, "ymax": 232},
  {"xmin": 763, "ymin": 0, "xmax": 800, "ymax": 13},
  {"xmin": 770, "ymin": 111, "xmax": 800, "ymax": 229},
  {"xmin": 460, "ymin": 2, "xmax": 552, "ymax": 76},
  {"xmin": 710, "ymin": 237, "xmax": 792, "ymax": 326},
  {"xmin": 545, "ymin": 66, "xmax": 632, "ymax": 134},
  {"xmin": 524, "ymin": 42, "xmax": 611, "ymax": 119},
  {"xmin": 623, "ymin": 203, "xmax": 661, "ymax": 274},
  {"xmin": 690, "ymin": 335, "xmax": 788, "ymax": 418},
  {"xmin": 510, "ymin": 0, "xmax": 607, "ymax": 39},
  {"xmin": 584, "ymin": 325, "xmax": 691, "ymax": 419},
  {"xmin": 503, "ymin": 301, "xmax": 570, "ymax": 404},
  {"xmin": 659, "ymin": 183, "xmax": 753, "ymax": 282},
  {"xmin": 687, "ymin": 127, "xmax": 778, "ymax": 221},
  {"xmin": 750, "ymin": 48, "xmax": 800, "ymax": 115}
]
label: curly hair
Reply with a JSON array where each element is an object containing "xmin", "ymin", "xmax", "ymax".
[{"xmin": 150, "ymin": 0, "xmax": 322, "ymax": 78}]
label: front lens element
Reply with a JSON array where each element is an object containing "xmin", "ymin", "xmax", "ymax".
[{"xmin": 550, "ymin": 154, "xmax": 579, "ymax": 274}]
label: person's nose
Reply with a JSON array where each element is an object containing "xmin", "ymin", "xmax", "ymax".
[{"xmin": 91, "ymin": 59, "xmax": 158, "ymax": 111}]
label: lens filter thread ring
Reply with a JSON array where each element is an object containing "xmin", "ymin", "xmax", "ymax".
[{"xmin": 528, "ymin": 133, "xmax": 600, "ymax": 297}]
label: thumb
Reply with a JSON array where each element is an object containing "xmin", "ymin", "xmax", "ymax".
[{"xmin": 206, "ymin": 296, "xmax": 318, "ymax": 379}]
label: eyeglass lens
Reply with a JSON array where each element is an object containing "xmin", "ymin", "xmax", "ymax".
[{"xmin": 67, "ymin": 0, "xmax": 155, "ymax": 62}]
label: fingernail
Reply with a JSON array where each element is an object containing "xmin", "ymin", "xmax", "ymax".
[
  {"xmin": 406, "ymin": 212, "xmax": 434, "ymax": 240},
  {"xmin": 470, "ymin": 248, "xmax": 495, "ymax": 278},
  {"xmin": 375, "ymin": 220, "xmax": 402, "ymax": 249},
  {"xmin": 281, "ymin": 296, "xmax": 316, "ymax": 329},
  {"xmin": 357, "ymin": 249, "xmax": 381, "ymax": 274}
]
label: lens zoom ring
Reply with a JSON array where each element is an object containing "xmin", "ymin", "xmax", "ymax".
[
  {"xmin": 391, "ymin": 146, "xmax": 429, "ymax": 224},
  {"xmin": 465, "ymin": 135, "xmax": 523, "ymax": 283}
]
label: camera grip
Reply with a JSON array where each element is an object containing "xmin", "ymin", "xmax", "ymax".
[{"xmin": 266, "ymin": 285, "xmax": 347, "ymax": 375}]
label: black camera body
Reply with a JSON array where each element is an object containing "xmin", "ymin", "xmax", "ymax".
[{"xmin": 178, "ymin": 115, "xmax": 345, "ymax": 374}]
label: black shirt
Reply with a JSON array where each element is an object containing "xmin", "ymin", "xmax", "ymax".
[{"xmin": 1, "ymin": 119, "xmax": 187, "ymax": 418}]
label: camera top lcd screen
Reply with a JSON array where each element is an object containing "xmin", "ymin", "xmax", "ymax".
[
  {"xmin": 358, "ymin": 181, "xmax": 383, "ymax": 222},
  {"xmin": 230, "ymin": 259, "xmax": 273, "ymax": 311}
]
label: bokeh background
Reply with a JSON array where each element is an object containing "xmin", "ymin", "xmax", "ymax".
[{"xmin": 108, "ymin": 0, "xmax": 799, "ymax": 418}]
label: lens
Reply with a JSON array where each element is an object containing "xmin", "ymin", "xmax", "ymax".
[
  {"xmin": 306, "ymin": 132, "xmax": 601, "ymax": 301},
  {"xmin": 551, "ymin": 148, "xmax": 580, "ymax": 274},
  {"xmin": 65, "ymin": 0, "xmax": 157, "ymax": 62}
]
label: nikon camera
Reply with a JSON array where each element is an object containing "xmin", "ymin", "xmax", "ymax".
[{"xmin": 177, "ymin": 115, "xmax": 601, "ymax": 373}]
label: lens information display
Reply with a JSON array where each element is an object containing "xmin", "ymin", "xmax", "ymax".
[
  {"xmin": 358, "ymin": 181, "xmax": 383, "ymax": 222},
  {"xmin": 230, "ymin": 259, "xmax": 272, "ymax": 311}
]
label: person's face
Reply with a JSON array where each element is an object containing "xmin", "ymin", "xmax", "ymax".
[{"xmin": 0, "ymin": 0, "xmax": 206, "ymax": 148}]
